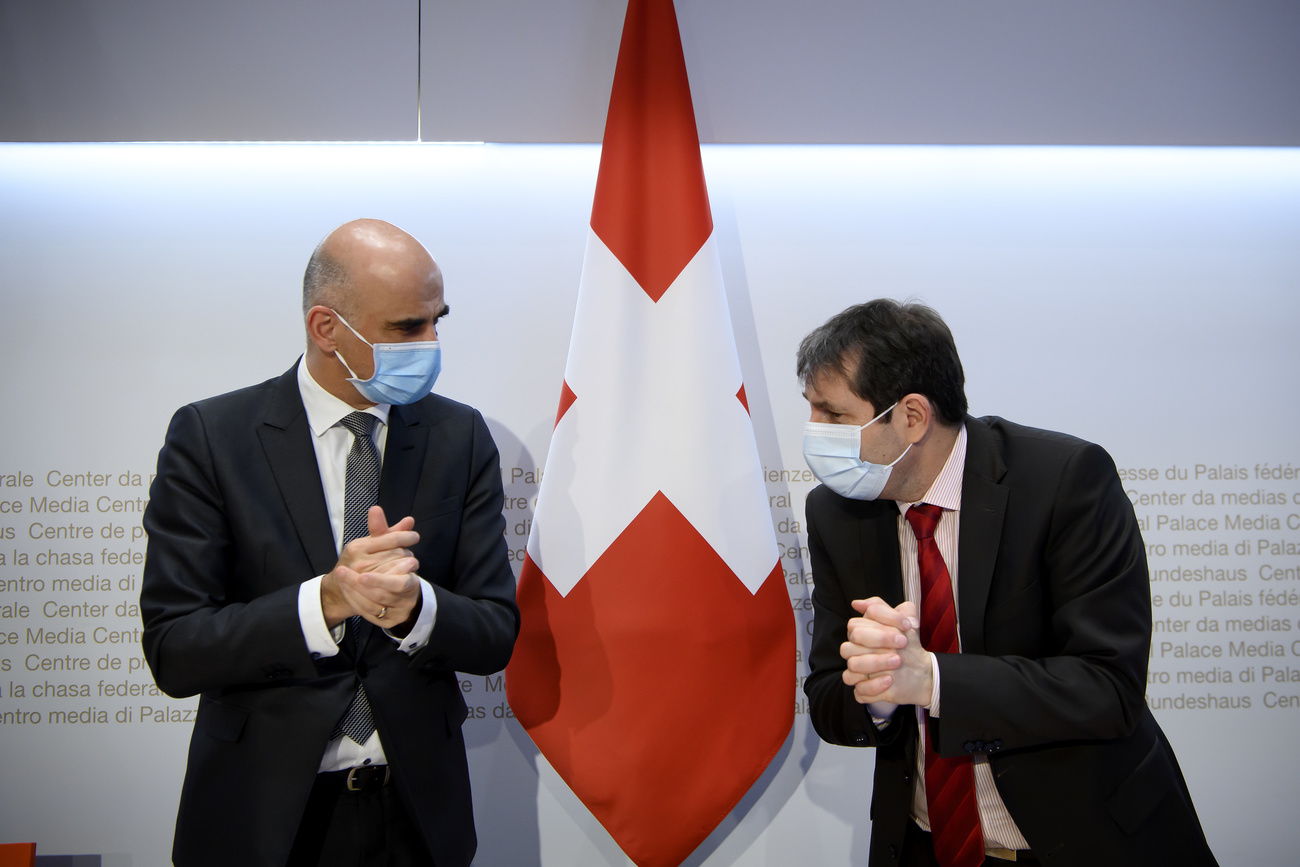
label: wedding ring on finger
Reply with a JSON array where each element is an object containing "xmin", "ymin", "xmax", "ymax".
[{"xmin": 377, "ymin": 606, "xmax": 387, "ymax": 620}]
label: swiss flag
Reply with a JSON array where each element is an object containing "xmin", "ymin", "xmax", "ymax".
[{"xmin": 504, "ymin": 2, "xmax": 795, "ymax": 866}]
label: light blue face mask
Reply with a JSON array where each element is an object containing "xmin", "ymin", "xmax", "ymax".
[
  {"xmin": 802, "ymin": 401, "xmax": 912, "ymax": 500},
  {"xmin": 331, "ymin": 309, "xmax": 441, "ymax": 406}
]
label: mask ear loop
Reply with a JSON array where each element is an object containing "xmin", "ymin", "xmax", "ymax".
[
  {"xmin": 859, "ymin": 400, "xmax": 899, "ymax": 431},
  {"xmin": 334, "ymin": 347, "xmax": 363, "ymax": 380},
  {"xmin": 885, "ymin": 441, "xmax": 913, "ymax": 468},
  {"xmin": 330, "ymin": 309, "xmax": 373, "ymax": 382},
  {"xmin": 861, "ymin": 401, "xmax": 910, "ymax": 467}
]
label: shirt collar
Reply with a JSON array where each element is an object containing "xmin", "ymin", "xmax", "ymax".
[
  {"xmin": 896, "ymin": 423, "xmax": 967, "ymax": 515},
  {"xmin": 297, "ymin": 356, "xmax": 389, "ymax": 438}
]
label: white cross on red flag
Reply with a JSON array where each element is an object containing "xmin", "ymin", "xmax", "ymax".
[{"xmin": 504, "ymin": 2, "xmax": 795, "ymax": 865}]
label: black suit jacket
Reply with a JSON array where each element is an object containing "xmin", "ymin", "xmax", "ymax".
[
  {"xmin": 141, "ymin": 363, "xmax": 519, "ymax": 867},
  {"xmin": 804, "ymin": 416, "xmax": 1216, "ymax": 867}
]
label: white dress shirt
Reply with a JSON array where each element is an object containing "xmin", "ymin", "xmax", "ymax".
[
  {"xmin": 876, "ymin": 424, "xmax": 1030, "ymax": 850},
  {"xmin": 294, "ymin": 358, "xmax": 438, "ymax": 771}
]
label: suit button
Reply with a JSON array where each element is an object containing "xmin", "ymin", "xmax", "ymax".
[
  {"xmin": 356, "ymin": 661, "xmax": 368, "ymax": 677},
  {"xmin": 902, "ymin": 774, "xmax": 911, "ymax": 785},
  {"xmin": 889, "ymin": 844, "xmax": 897, "ymax": 859},
  {"xmin": 851, "ymin": 731, "xmax": 868, "ymax": 745},
  {"xmin": 990, "ymin": 740, "xmax": 1002, "ymax": 751},
  {"xmin": 964, "ymin": 741, "xmax": 975, "ymax": 752},
  {"xmin": 973, "ymin": 740, "xmax": 985, "ymax": 751}
]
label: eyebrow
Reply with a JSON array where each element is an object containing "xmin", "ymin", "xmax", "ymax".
[
  {"xmin": 387, "ymin": 317, "xmax": 429, "ymax": 331},
  {"xmin": 801, "ymin": 388, "xmax": 825, "ymax": 405},
  {"xmin": 804, "ymin": 391, "xmax": 847, "ymax": 414},
  {"xmin": 386, "ymin": 304, "xmax": 449, "ymax": 332}
]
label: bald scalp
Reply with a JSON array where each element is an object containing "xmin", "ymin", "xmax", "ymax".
[{"xmin": 302, "ymin": 219, "xmax": 437, "ymax": 319}]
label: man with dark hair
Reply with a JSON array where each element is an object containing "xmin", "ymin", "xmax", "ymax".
[
  {"xmin": 141, "ymin": 219, "xmax": 519, "ymax": 867},
  {"xmin": 799, "ymin": 299, "xmax": 1216, "ymax": 867}
]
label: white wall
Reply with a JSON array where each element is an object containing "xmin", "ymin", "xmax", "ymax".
[{"xmin": 0, "ymin": 142, "xmax": 1297, "ymax": 865}]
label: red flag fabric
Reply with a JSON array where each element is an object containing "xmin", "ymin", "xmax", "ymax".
[{"xmin": 504, "ymin": 2, "xmax": 795, "ymax": 866}]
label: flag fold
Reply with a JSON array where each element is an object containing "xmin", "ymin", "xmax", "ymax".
[{"xmin": 506, "ymin": 3, "xmax": 795, "ymax": 865}]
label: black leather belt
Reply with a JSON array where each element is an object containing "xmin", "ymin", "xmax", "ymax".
[{"xmin": 319, "ymin": 764, "xmax": 391, "ymax": 793}]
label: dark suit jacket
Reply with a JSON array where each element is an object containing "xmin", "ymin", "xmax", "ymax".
[
  {"xmin": 141, "ymin": 363, "xmax": 519, "ymax": 867},
  {"xmin": 804, "ymin": 416, "xmax": 1216, "ymax": 867}
]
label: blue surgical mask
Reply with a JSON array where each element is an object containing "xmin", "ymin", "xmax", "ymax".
[
  {"xmin": 331, "ymin": 309, "xmax": 441, "ymax": 406},
  {"xmin": 802, "ymin": 402, "xmax": 912, "ymax": 500}
]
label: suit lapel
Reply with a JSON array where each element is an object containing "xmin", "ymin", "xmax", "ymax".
[
  {"xmin": 377, "ymin": 402, "xmax": 430, "ymax": 521},
  {"xmin": 858, "ymin": 502, "xmax": 906, "ymax": 607},
  {"xmin": 957, "ymin": 418, "xmax": 1008, "ymax": 655},
  {"xmin": 256, "ymin": 365, "xmax": 338, "ymax": 579}
]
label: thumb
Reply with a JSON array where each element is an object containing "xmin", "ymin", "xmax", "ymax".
[
  {"xmin": 851, "ymin": 596, "xmax": 885, "ymax": 615},
  {"xmin": 367, "ymin": 504, "xmax": 390, "ymax": 537},
  {"xmin": 897, "ymin": 600, "xmax": 920, "ymax": 632}
]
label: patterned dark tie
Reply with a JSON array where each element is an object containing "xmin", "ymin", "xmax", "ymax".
[
  {"xmin": 330, "ymin": 411, "xmax": 380, "ymax": 745},
  {"xmin": 905, "ymin": 503, "xmax": 984, "ymax": 867}
]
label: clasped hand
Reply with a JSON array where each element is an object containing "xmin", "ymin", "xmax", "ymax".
[
  {"xmin": 321, "ymin": 505, "xmax": 422, "ymax": 632},
  {"xmin": 841, "ymin": 597, "xmax": 933, "ymax": 711}
]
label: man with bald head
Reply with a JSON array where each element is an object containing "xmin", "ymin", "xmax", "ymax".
[{"xmin": 142, "ymin": 220, "xmax": 519, "ymax": 867}]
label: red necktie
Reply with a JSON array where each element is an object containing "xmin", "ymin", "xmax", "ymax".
[{"xmin": 905, "ymin": 503, "xmax": 984, "ymax": 867}]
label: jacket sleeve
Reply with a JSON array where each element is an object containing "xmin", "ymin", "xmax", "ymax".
[
  {"xmin": 933, "ymin": 440, "xmax": 1151, "ymax": 756},
  {"xmin": 412, "ymin": 409, "xmax": 520, "ymax": 676},
  {"xmin": 803, "ymin": 486, "xmax": 909, "ymax": 750},
  {"xmin": 140, "ymin": 404, "xmax": 318, "ymax": 699}
]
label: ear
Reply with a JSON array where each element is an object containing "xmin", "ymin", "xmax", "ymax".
[
  {"xmin": 305, "ymin": 306, "xmax": 339, "ymax": 354},
  {"xmin": 897, "ymin": 393, "xmax": 934, "ymax": 443}
]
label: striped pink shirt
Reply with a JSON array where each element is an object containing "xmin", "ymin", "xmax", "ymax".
[{"xmin": 894, "ymin": 424, "xmax": 1029, "ymax": 851}]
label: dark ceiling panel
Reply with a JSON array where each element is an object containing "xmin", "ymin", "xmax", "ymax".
[
  {"xmin": 675, "ymin": 0, "xmax": 1300, "ymax": 145},
  {"xmin": 419, "ymin": 0, "xmax": 624, "ymax": 143},
  {"xmin": 2, "ymin": 0, "xmax": 1296, "ymax": 144},
  {"xmin": 421, "ymin": 0, "xmax": 1300, "ymax": 146},
  {"xmin": 0, "ymin": 0, "xmax": 418, "ymax": 142}
]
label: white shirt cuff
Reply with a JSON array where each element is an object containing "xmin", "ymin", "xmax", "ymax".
[
  {"xmin": 868, "ymin": 702, "xmax": 898, "ymax": 728},
  {"xmin": 927, "ymin": 651, "xmax": 941, "ymax": 715},
  {"xmin": 299, "ymin": 575, "xmax": 341, "ymax": 659},
  {"xmin": 386, "ymin": 577, "xmax": 437, "ymax": 653}
]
